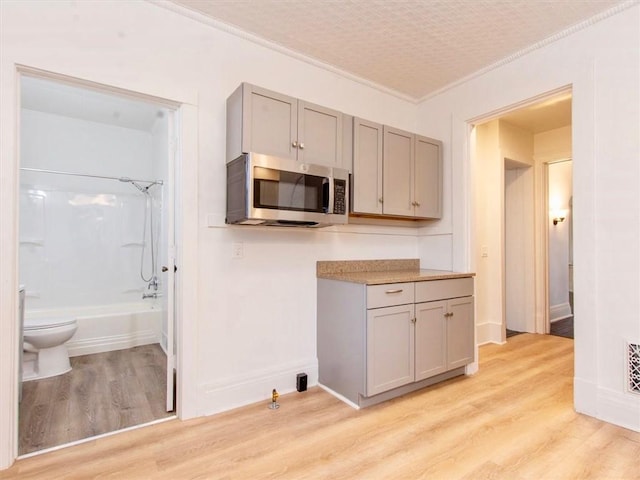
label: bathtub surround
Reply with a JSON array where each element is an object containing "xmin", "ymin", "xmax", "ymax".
[{"xmin": 18, "ymin": 85, "xmax": 170, "ymax": 360}]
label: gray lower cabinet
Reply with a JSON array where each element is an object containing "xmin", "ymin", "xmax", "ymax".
[
  {"xmin": 317, "ymin": 277, "xmax": 474, "ymax": 408},
  {"xmin": 366, "ymin": 303, "xmax": 415, "ymax": 396}
]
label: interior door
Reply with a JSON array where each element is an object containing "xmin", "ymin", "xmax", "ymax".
[{"xmin": 164, "ymin": 116, "xmax": 177, "ymax": 412}]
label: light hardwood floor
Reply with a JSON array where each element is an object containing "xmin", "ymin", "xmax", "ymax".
[{"xmin": 4, "ymin": 334, "xmax": 640, "ymax": 479}]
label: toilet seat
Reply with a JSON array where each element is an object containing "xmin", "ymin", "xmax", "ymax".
[{"xmin": 24, "ymin": 316, "xmax": 76, "ymax": 331}]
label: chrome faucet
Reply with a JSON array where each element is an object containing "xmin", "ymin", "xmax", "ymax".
[
  {"xmin": 142, "ymin": 292, "xmax": 162, "ymax": 300},
  {"xmin": 148, "ymin": 276, "xmax": 158, "ymax": 291}
]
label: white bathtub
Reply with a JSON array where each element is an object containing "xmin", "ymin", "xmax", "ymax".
[{"xmin": 25, "ymin": 302, "xmax": 162, "ymax": 357}]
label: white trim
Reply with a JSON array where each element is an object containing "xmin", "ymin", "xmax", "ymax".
[
  {"xmin": 174, "ymin": 103, "xmax": 199, "ymax": 420},
  {"xmin": 151, "ymin": 0, "xmax": 636, "ymax": 104},
  {"xmin": 574, "ymin": 377, "xmax": 598, "ymax": 417},
  {"xmin": 0, "ymin": 66, "xmax": 21, "ymax": 470},
  {"xmin": 17, "ymin": 416, "xmax": 176, "ymax": 460},
  {"xmin": 0, "ymin": 66, "xmax": 198, "ymax": 470},
  {"xmin": 596, "ymin": 387, "xmax": 640, "ymax": 432},
  {"xmin": 318, "ymin": 383, "xmax": 361, "ymax": 410},
  {"xmin": 199, "ymin": 360, "xmax": 318, "ymax": 416},
  {"xmin": 418, "ymin": 1, "xmax": 637, "ymax": 103},
  {"xmin": 149, "ymin": 0, "xmax": 416, "ymax": 103},
  {"xmin": 476, "ymin": 322, "xmax": 505, "ymax": 345},
  {"xmin": 550, "ymin": 302, "xmax": 573, "ymax": 323}
]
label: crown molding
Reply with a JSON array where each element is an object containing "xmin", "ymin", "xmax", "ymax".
[
  {"xmin": 417, "ymin": 0, "xmax": 638, "ymax": 103},
  {"xmin": 148, "ymin": 0, "xmax": 417, "ymax": 104},
  {"xmin": 150, "ymin": 0, "xmax": 637, "ymax": 106}
]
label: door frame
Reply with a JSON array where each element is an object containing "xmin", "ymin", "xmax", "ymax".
[
  {"xmin": 467, "ymin": 85, "xmax": 572, "ymax": 343},
  {"xmin": 0, "ymin": 65, "xmax": 199, "ymax": 468}
]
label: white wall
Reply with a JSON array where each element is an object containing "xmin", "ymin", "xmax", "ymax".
[
  {"xmin": 417, "ymin": 5, "xmax": 640, "ymax": 430},
  {"xmin": 0, "ymin": 0, "xmax": 638, "ymax": 470},
  {"xmin": 0, "ymin": 2, "xmax": 423, "ymax": 463}
]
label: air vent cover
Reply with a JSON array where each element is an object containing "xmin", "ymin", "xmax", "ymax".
[{"xmin": 628, "ymin": 343, "xmax": 640, "ymax": 395}]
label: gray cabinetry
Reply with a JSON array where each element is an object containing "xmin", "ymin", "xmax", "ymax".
[
  {"xmin": 351, "ymin": 117, "xmax": 383, "ymax": 215},
  {"xmin": 383, "ymin": 125, "xmax": 415, "ymax": 217},
  {"xmin": 382, "ymin": 126, "xmax": 443, "ymax": 219},
  {"xmin": 226, "ymin": 83, "xmax": 344, "ymax": 169},
  {"xmin": 317, "ymin": 276, "xmax": 474, "ymax": 408},
  {"xmin": 414, "ymin": 278, "xmax": 475, "ymax": 380}
]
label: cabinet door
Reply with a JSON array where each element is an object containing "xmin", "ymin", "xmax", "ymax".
[
  {"xmin": 352, "ymin": 118, "xmax": 383, "ymax": 215},
  {"xmin": 243, "ymin": 84, "xmax": 298, "ymax": 160},
  {"xmin": 415, "ymin": 300, "xmax": 447, "ymax": 381},
  {"xmin": 414, "ymin": 135, "xmax": 442, "ymax": 219},
  {"xmin": 447, "ymin": 296, "xmax": 475, "ymax": 369},
  {"xmin": 297, "ymin": 101, "xmax": 343, "ymax": 168},
  {"xmin": 366, "ymin": 304, "xmax": 415, "ymax": 396},
  {"xmin": 383, "ymin": 126, "xmax": 414, "ymax": 217}
]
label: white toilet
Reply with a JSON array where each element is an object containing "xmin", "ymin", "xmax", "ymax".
[{"xmin": 23, "ymin": 316, "xmax": 78, "ymax": 381}]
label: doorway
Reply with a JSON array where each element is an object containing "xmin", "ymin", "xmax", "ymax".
[
  {"xmin": 548, "ymin": 160, "xmax": 574, "ymax": 339},
  {"xmin": 17, "ymin": 74, "xmax": 178, "ymax": 455},
  {"xmin": 472, "ymin": 89, "xmax": 572, "ymax": 344}
]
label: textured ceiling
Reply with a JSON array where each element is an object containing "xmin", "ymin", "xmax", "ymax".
[{"xmin": 168, "ymin": 0, "xmax": 626, "ymax": 100}]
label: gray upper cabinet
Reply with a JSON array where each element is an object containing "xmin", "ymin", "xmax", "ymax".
[
  {"xmin": 382, "ymin": 126, "xmax": 443, "ymax": 219},
  {"xmin": 414, "ymin": 135, "xmax": 442, "ymax": 219},
  {"xmin": 352, "ymin": 118, "xmax": 383, "ymax": 215},
  {"xmin": 226, "ymin": 83, "xmax": 344, "ymax": 169},
  {"xmin": 297, "ymin": 101, "xmax": 343, "ymax": 168},
  {"xmin": 383, "ymin": 126, "xmax": 415, "ymax": 217}
]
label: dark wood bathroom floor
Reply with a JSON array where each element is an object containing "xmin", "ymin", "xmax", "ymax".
[{"xmin": 19, "ymin": 343, "xmax": 173, "ymax": 455}]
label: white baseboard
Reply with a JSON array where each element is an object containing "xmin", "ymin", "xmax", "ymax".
[
  {"xmin": 550, "ymin": 302, "xmax": 572, "ymax": 322},
  {"xmin": 67, "ymin": 330, "xmax": 159, "ymax": 357},
  {"xmin": 574, "ymin": 377, "xmax": 598, "ymax": 417},
  {"xmin": 596, "ymin": 386, "xmax": 640, "ymax": 432},
  {"xmin": 199, "ymin": 359, "xmax": 318, "ymax": 417},
  {"xmin": 477, "ymin": 322, "xmax": 504, "ymax": 345},
  {"xmin": 575, "ymin": 377, "xmax": 640, "ymax": 432}
]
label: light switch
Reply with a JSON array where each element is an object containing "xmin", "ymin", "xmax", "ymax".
[{"xmin": 232, "ymin": 242, "xmax": 244, "ymax": 259}]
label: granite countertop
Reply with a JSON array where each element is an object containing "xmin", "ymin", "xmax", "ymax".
[{"xmin": 317, "ymin": 259, "xmax": 475, "ymax": 285}]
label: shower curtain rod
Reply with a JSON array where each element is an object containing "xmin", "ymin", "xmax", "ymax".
[{"xmin": 20, "ymin": 167, "xmax": 163, "ymax": 185}]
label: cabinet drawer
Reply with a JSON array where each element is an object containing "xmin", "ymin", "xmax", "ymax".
[
  {"xmin": 415, "ymin": 277, "xmax": 474, "ymax": 303},
  {"xmin": 367, "ymin": 282, "xmax": 414, "ymax": 309}
]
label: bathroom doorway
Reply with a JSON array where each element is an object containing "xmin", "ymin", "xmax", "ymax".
[{"xmin": 17, "ymin": 74, "xmax": 178, "ymax": 455}]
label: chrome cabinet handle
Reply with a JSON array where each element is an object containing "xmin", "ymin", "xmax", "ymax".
[
  {"xmin": 292, "ymin": 140, "xmax": 298, "ymax": 148},
  {"xmin": 415, "ymin": 201, "xmax": 421, "ymax": 207},
  {"xmin": 445, "ymin": 312, "xmax": 453, "ymax": 317},
  {"xmin": 411, "ymin": 318, "xmax": 417, "ymax": 324},
  {"xmin": 385, "ymin": 289, "xmax": 403, "ymax": 294},
  {"xmin": 299, "ymin": 142, "xmax": 305, "ymax": 149},
  {"xmin": 378, "ymin": 197, "xmax": 383, "ymax": 203}
]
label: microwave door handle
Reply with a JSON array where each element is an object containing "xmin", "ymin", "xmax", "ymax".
[{"xmin": 323, "ymin": 177, "xmax": 333, "ymax": 214}]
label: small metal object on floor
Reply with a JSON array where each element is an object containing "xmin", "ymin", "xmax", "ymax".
[{"xmin": 268, "ymin": 388, "xmax": 279, "ymax": 409}]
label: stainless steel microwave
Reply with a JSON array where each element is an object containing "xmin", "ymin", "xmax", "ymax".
[{"xmin": 226, "ymin": 153, "xmax": 349, "ymax": 227}]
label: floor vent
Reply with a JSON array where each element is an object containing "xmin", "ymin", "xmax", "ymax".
[{"xmin": 628, "ymin": 343, "xmax": 640, "ymax": 395}]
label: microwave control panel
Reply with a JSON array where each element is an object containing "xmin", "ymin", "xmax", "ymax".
[{"xmin": 334, "ymin": 179, "xmax": 346, "ymax": 215}]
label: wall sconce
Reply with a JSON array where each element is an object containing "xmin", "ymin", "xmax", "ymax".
[{"xmin": 551, "ymin": 209, "xmax": 567, "ymax": 225}]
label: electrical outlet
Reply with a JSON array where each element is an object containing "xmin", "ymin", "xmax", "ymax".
[
  {"xmin": 481, "ymin": 246, "xmax": 488, "ymax": 258},
  {"xmin": 232, "ymin": 242, "xmax": 244, "ymax": 259}
]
